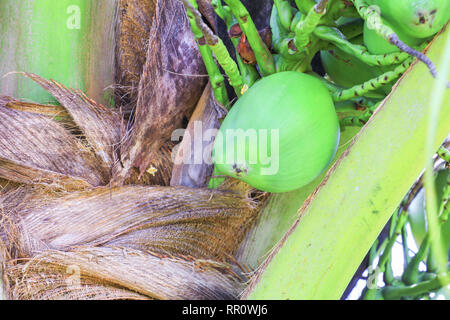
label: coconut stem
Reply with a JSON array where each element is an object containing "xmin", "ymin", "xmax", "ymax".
[
  {"xmin": 351, "ymin": 0, "xmax": 439, "ymax": 78},
  {"xmin": 314, "ymin": 25, "xmax": 412, "ymax": 66},
  {"xmin": 185, "ymin": 0, "xmax": 229, "ymax": 106},
  {"xmin": 333, "ymin": 57, "xmax": 414, "ymax": 102},
  {"xmin": 183, "ymin": 0, "xmax": 243, "ymax": 98},
  {"xmin": 222, "ymin": 0, "xmax": 276, "ymax": 76}
]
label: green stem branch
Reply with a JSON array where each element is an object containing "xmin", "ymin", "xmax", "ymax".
[
  {"xmin": 212, "ymin": 1, "xmax": 260, "ymax": 87},
  {"xmin": 437, "ymin": 146, "xmax": 450, "ymax": 163},
  {"xmin": 185, "ymin": 0, "xmax": 229, "ymax": 106},
  {"xmin": 294, "ymin": 0, "xmax": 316, "ymax": 15},
  {"xmin": 294, "ymin": 0, "xmax": 329, "ymax": 50},
  {"xmin": 377, "ymin": 210, "xmax": 409, "ymax": 273},
  {"xmin": 314, "ymin": 26, "xmax": 411, "ymax": 66},
  {"xmin": 274, "ymin": 0, "xmax": 294, "ymax": 31},
  {"xmin": 223, "ymin": 0, "xmax": 276, "ymax": 76},
  {"xmin": 383, "ymin": 273, "xmax": 450, "ymax": 299},
  {"xmin": 332, "ymin": 57, "xmax": 414, "ymax": 102},
  {"xmin": 183, "ymin": 0, "xmax": 243, "ymax": 97},
  {"xmin": 403, "ymin": 235, "xmax": 430, "ymax": 285}
]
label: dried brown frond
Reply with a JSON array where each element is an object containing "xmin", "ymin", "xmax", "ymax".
[
  {"xmin": 19, "ymin": 73, "xmax": 124, "ymax": 169},
  {"xmin": 1, "ymin": 185, "xmax": 258, "ymax": 262},
  {"xmin": 112, "ymin": 0, "xmax": 207, "ymax": 185},
  {"xmin": 171, "ymin": 83, "xmax": 225, "ymax": 188},
  {"xmin": 115, "ymin": 0, "xmax": 157, "ymax": 113},
  {"xmin": 0, "ymin": 102, "xmax": 108, "ymax": 189},
  {"xmin": 5, "ymin": 247, "xmax": 243, "ymax": 300}
]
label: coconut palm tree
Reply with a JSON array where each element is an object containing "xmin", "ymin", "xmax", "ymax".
[{"xmin": 0, "ymin": 0, "xmax": 449, "ymax": 300}]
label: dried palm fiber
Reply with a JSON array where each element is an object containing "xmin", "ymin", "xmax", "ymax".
[
  {"xmin": 114, "ymin": 0, "xmax": 157, "ymax": 113},
  {"xmin": 0, "ymin": 185, "xmax": 258, "ymax": 261},
  {"xmin": 4, "ymin": 247, "xmax": 243, "ymax": 300},
  {"xmin": 114, "ymin": 0, "xmax": 215, "ymax": 115},
  {"xmin": 0, "ymin": 184, "xmax": 35, "ymax": 217},
  {"xmin": 0, "ymin": 95, "xmax": 69, "ymax": 119},
  {"xmin": 124, "ymin": 141, "xmax": 175, "ymax": 186},
  {"xmin": 3, "ymin": 74, "xmax": 176, "ymax": 186},
  {"xmin": 0, "ymin": 94, "xmax": 82, "ymax": 141},
  {"xmin": 112, "ymin": 0, "xmax": 208, "ymax": 185},
  {"xmin": 171, "ymin": 82, "xmax": 227, "ymax": 188},
  {"xmin": 18, "ymin": 72, "xmax": 123, "ymax": 169},
  {"xmin": 0, "ymin": 178, "xmax": 20, "ymax": 194},
  {"xmin": 2, "ymin": 100, "xmax": 174, "ymax": 187},
  {"xmin": 0, "ymin": 184, "xmax": 256, "ymax": 299},
  {"xmin": 0, "ymin": 101, "xmax": 107, "ymax": 190}
]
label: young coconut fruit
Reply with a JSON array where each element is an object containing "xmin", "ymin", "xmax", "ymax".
[
  {"xmin": 365, "ymin": 0, "xmax": 450, "ymax": 39},
  {"xmin": 212, "ymin": 71, "xmax": 340, "ymax": 193},
  {"xmin": 321, "ymin": 35, "xmax": 387, "ymax": 91},
  {"xmin": 363, "ymin": 19, "xmax": 423, "ymax": 55}
]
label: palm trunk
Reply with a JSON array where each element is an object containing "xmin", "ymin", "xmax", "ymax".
[{"xmin": 0, "ymin": 0, "xmax": 117, "ymax": 106}]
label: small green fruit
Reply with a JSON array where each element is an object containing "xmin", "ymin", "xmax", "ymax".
[
  {"xmin": 321, "ymin": 35, "xmax": 382, "ymax": 89},
  {"xmin": 366, "ymin": 0, "xmax": 450, "ymax": 39},
  {"xmin": 363, "ymin": 19, "xmax": 423, "ymax": 55},
  {"xmin": 212, "ymin": 72, "xmax": 340, "ymax": 193}
]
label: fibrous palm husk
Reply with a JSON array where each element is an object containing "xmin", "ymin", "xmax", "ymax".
[
  {"xmin": 18, "ymin": 72, "xmax": 124, "ymax": 169},
  {"xmin": 0, "ymin": 184, "xmax": 258, "ymax": 299},
  {"xmin": 0, "ymin": 97, "xmax": 107, "ymax": 190},
  {"xmin": 0, "ymin": 95, "xmax": 69, "ymax": 119},
  {"xmin": 112, "ymin": 0, "xmax": 207, "ymax": 185},
  {"xmin": 114, "ymin": 0, "xmax": 157, "ymax": 113},
  {"xmin": 2, "ymin": 74, "xmax": 175, "ymax": 188},
  {"xmin": 170, "ymin": 82, "xmax": 227, "ymax": 188},
  {"xmin": 114, "ymin": 0, "xmax": 215, "ymax": 115},
  {"xmin": 0, "ymin": 179, "xmax": 18, "ymax": 191},
  {"xmin": 0, "ymin": 94, "xmax": 87, "ymax": 137},
  {"xmin": 4, "ymin": 247, "xmax": 243, "ymax": 300},
  {"xmin": 0, "ymin": 185, "xmax": 257, "ymax": 260}
]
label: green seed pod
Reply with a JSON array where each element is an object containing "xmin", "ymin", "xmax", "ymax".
[
  {"xmin": 212, "ymin": 72, "xmax": 340, "ymax": 193},
  {"xmin": 320, "ymin": 35, "xmax": 391, "ymax": 95},
  {"xmin": 363, "ymin": 19, "xmax": 423, "ymax": 55},
  {"xmin": 321, "ymin": 35, "xmax": 377, "ymax": 87},
  {"xmin": 366, "ymin": 0, "xmax": 450, "ymax": 39}
]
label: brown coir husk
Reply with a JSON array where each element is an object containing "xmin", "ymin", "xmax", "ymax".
[
  {"xmin": 0, "ymin": 183, "xmax": 259, "ymax": 299},
  {"xmin": 0, "ymin": 0, "xmax": 264, "ymax": 299},
  {"xmin": 3, "ymin": 247, "xmax": 244, "ymax": 300},
  {"xmin": 112, "ymin": 0, "xmax": 207, "ymax": 185},
  {"xmin": 114, "ymin": 0, "xmax": 157, "ymax": 113},
  {"xmin": 1, "ymin": 185, "xmax": 256, "ymax": 258},
  {"xmin": 1, "ymin": 74, "xmax": 176, "ymax": 188}
]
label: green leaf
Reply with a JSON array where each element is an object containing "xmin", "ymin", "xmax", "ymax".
[{"xmin": 243, "ymin": 25, "xmax": 450, "ymax": 300}]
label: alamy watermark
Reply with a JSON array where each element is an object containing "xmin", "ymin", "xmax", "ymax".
[
  {"xmin": 66, "ymin": 5, "xmax": 81, "ymax": 30},
  {"xmin": 171, "ymin": 121, "xmax": 280, "ymax": 176},
  {"xmin": 65, "ymin": 264, "xmax": 81, "ymax": 288}
]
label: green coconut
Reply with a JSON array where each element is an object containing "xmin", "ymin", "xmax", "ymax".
[
  {"xmin": 321, "ymin": 35, "xmax": 382, "ymax": 89},
  {"xmin": 212, "ymin": 72, "xmax": 340, "ymax": 193},
  {"xmin": 366, "ymin": 0, "xmax": 450, "ymax": 39},
  {"xmin": 363, "ymin": 19, "xmax": 423, "ymax": 55}
]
